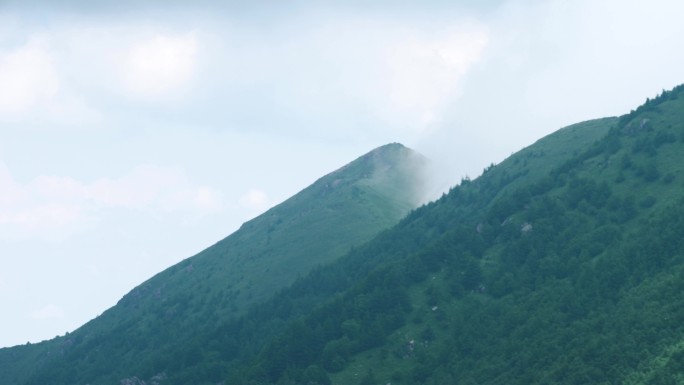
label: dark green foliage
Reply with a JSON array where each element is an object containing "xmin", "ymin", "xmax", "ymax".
[
  {"xmin": 359, "ymin": 369, "xmax": 377, "ymax": 385},
  {"xmin": 5, "ymin": 85, "xmax": 684, "ymax": 385},
  {"xmin": 302, "ymin": 365, "xmax": 331, "ymax": 385}
]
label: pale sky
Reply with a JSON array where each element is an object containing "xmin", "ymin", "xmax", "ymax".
[{"xmin": 1, "ymin": 0, "xmax": 682, "ymax": 348}]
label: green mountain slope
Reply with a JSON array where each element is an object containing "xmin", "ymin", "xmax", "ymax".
[
  {"xmin": 21, "ymin": 113, "xmax": 620, "ymax": 384},
  {"xmin": 6, "ymin": 83, "xmax": 684, "ymax": 385},
  {"xmin": 291, "ymin": 85, "xmax": 684, "ymax": 385},
  {"xmin": 141, "ymin": 84, "xmax": 682, "ymax": 385},
  {"xmin": 0, "ymin": 143, "xmax": 427, "ymax": 385}
]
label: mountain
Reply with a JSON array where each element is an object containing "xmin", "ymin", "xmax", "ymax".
[
  {"xmin": 120, "ymin": 84, "xmax": 682, "ymax": 385},
  {"xmin": 5, "ymin": 83, "xmax": 684, "ymax": 385},
  {"xmin": 235, "ymin": 85, "xmax": 684, "ymax": 385},
  {"xmin": 0, "ymin": 143, "xmax": 427, "ymax": 385},
  {"xmin": 115, "ymin": 142, "xmax": 426, "ymax": 317}
]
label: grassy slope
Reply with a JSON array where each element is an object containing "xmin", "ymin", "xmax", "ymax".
[
  {"xmin": 329, "ymin": 86, "xmax": 684, "ymax": 385},
  {"xmin": 323, "ymin": 116, "xmax": 614, "ymax": 384},
  {"xmin": 146, "ymin": 85, "xmax": 677, "ymax": 385},
  {"xmin": 114, "ymin": 142, "xmax": 425, "ymax": 319},
  {"xmin": 6, "ymin": 84, "xmax": 684, "ymax": 385},
  {"xmin": 485, "ymin": 117, "xmax": 616, "ymax": 197},
  {"xmin": 0, "ymin": 143, "xmax": 426, "ymax": 385},
  {"xmin": 174, "ymin": 116, "xmax": 619, "ymax": 385}
]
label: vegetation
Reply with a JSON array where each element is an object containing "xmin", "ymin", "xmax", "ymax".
[
  {"xmin": 2, "ymin": 85, "xmax": 684, "ymax": 385},
  {"xmin": 0, "ymin": 143, "xmax": 426, "ymax": 385}
]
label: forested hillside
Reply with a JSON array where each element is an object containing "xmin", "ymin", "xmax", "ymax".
[
  {"xmin": 211, "ymin": 85, "xmax": 684, "ymax": 385},
  {"xmin": 289, "ymin": 85, "xmax": 684, "ymax": 385},
  {"xmin": 4, "ymin": 84, "xmax": 684, "ymax": 385}
]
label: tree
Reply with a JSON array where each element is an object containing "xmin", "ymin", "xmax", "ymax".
[
  {"xmin": 359, "ymin": 369, "xmax": 377, "ymax": 385},
  {"xmin": 301, "ymin": 365, "xmax": 331, "ymax": 385}
]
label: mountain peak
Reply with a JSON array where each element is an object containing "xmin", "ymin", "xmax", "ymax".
[
  {"xmin": 332, "ymin": 142, "xmax": 413, "ymax": 171},
  {"xmin": 133, "ymin": 142, "xmax": 428, "ymax": 312},
  {"xmin": 370, "ymin": 141, "xmax": 406, "ymax": 152},
  {"xmin": 319, "ymin": 143, "xmax": 427, "ymax": 212},
  {"xmin": 0, "ymin": 142, "xmax": 430, "ymax": 385}
]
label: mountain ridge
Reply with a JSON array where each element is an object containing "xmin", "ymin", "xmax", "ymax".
[
  {"xmin": 0, "ymin": 142, "xmax": 427, "ymax": 385},
  {"xmin": 5, "ymin": 84, "xmax": 684, "ymax": 385},
  {"xmin": 190, "ymin": 84, "xmax": 684, "ymax": 385}
]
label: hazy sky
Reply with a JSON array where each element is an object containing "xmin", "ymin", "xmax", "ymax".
[{"xmin": 1, "ymin": 0, "xmax": 682, "ymax": 348}]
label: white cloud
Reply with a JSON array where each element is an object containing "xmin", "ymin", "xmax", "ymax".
[
  {"xmin": 120, "ymin": 33, "xmax": 198, "ymax": 99},
  {"xmin": 194, "ymin": 186, "xmax": 223, "ymax": 211},
  {"xmin": 0, "ymin": 37, "xmax": 59, "ymax": 117},
  {"xmin": 0, "ymin": 14, "xmax": 487, "ymax": 136},
  {"xmin": 208, "ymin": 17, "xmax": 489, "ymax": 137},
  {"xmin": 0, "ymin": 162, "xmax": 224, "ymax": 240},
  {"xmin": 29, "ymin": 304, "xmax": 65, "ymax": 320},
  {"xmin": 0, "ymin": 203, "xmax": 83, "ymax": 227},
  {"xmin": 0, "ymin": 33, "xmax": 102, "ymax": 127},
  {"xmin": 0, "ymin": 161, "xmax": 23, "ymax": 205},
  {"xmin": 239, "ymin": 188, "xmax": 271, "ymax": 211},
  {"xmin": 0, "ymin": 162, "xmax": 86, "ymax": 240},
  {"xmin": 89, "ymin": 165, "xmax": 188, "ymax": 209},
  {"xmin": 380, "ymin": 25, "xmax": 489, "ymax": 128},
  {"xmin": 488, "ymin": 0, "xmax": 684, "ymax": 128},
  {"xmin": 25, "ymin": 165, "xmax": 224, "ymax": 211},
  {"xmin": 0, "ymin": 24, "xmax": 202, "ymax": 129}
]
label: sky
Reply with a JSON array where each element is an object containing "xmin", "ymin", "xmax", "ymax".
[{"xmin": 1, "ymin": 0, "xmax": 683, "ymax": 348}]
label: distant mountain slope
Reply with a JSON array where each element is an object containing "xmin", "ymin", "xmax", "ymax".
[
  {"xmin": 284, "ymin": 85, "xmax": 684, "ymax": 385},
  {"xmin": 117, "ymin": 142, "xmax": 426, "ymax": 317},
  {"xmin": 7, "ymin": 83, "xmax": 684, "ymax": 385},
  {"xmin": 17, "ymin": 113, "xmax": 620, "ymax": 384},
  {"xmin": 119, "ymin": 84, "xmax": 683, "ymax": 385},
  {"xmin": 0, "ymin": 143, "xmax": 427, "ymax": 385}
]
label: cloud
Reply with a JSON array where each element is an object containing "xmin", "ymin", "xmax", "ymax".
[
  {"xmin": 194, "ymin": 186, "xmax": 223, "ymax": 211},
  {"xmin": 201, "ymin": 16, "xmax": 489, "ymax": 138},
  {"xmin": 380, "ymin": 25, "xmax": 489, "ymax": 128},
  {"xmin": 0, "ymin": 36, "xmax": 59, "ymax": 117},
  {"xmin": 0, "ymin": 33, "xmax": 102, "ymax": 127},
  {"xmin": 239, "ymin": 188, "xmax": 271, "ymax": 211},
  {"xmin": 29, "ymin": 304, "xmax": 65, "ymax": 320},
  {"xmin": 0, "ymin": 203, "xmax": 83, "ymax": 228},
  {"xmin": 120, "ymin": 33, "xmax": 198, "ymax": 100},
  {"xmin": 25, "ymin": 165, "xmax": 223, "ymax": 211},
  {"xmin": 0, "ymin": 161, "xmax": 224, "ymax": 240},
  {"xmin": 410, "ymin": 0, "xmax": 684, "ymax": 193},
  {"xmin": 0, "ymin": 161, "xmax": 23, "ymax": 205},
  {"xmin": 0, "ymin": 10, "xmax": 487, "ymax": 138},
  {"xmin": 88, "ymin": 165, "xmax": 188, "ymax": 209},
  {"xmin": 0, "ymin": 22, "xmax": 201, "ymax": 131}
]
